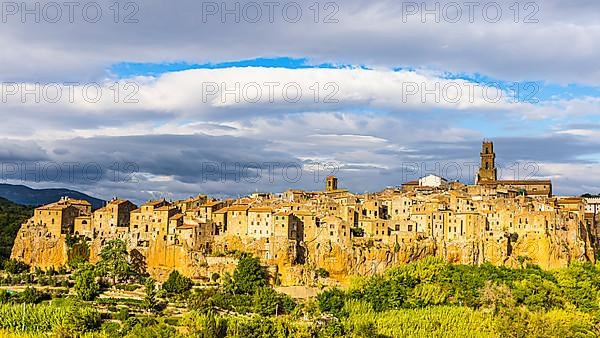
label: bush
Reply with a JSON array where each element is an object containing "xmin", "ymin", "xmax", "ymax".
[
  {"xmin": 210, "ymin": 293, "xmax": 254, "ymax": 314},
  {"xmin": 182, "ymin": 310, "xmax": 227, "ymax": 338},
  {"xmin": 19, "ymin": 287, "xmax": 45, "ymax": 304},
  {"xmin": 0, "ymin": 290, "xmax": 10, "ymax": 304},
  {"xmin": 162, "ymin": 270, "xmax": 192, "ymax": 294},
  {"xmin": 188, "ymin": 288, "xmax": 219, "ymax": 312},
  {"xmin": 3, "ymin": 260, "xmax": 29, "ymax": 274},
  {"xmin": 231, "ymin": 316, "xmax": 280, "ymax": 337},
  {"xmin": 115, "ymin": 307, "xmax": 129, "ymax": 321},
  {"xmin": 116, "ymin": 283, "xmax": 141, "ymax": 291},
  {"xmin": 316, "ymin": 268, "xmax": 330, "ymax": 278},
  {"xmin": 125, "ymin": 322, "xmax": 178, "ymax": 338},
  {"xmin": 74, "ymin": 267, "xmax": 99, "ymax": 301},
  {"xmin": 233, "ymin": 254, "xmax": 266, "ymax": 294},
  {"xmin": 317, "ymin": 288, "xmax": 346, "ymax": 316},
  {"xmin": 253, "ymin": 286, "xmax": 280, "ymax": 316},
  {"xmin": 253, "ymin": 286, "xmax": 297, "ymax": 316}
]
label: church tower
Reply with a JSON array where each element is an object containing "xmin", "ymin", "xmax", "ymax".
[
  {"xmin": 326, "ymin": 176, "xmax": 338, "ymax": 191},
  {"xmin": 477, "ymin": 140, "xmax": 497, "ymax": 183}
]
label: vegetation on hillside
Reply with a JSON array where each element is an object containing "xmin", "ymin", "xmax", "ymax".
[
  {"xmin": 1, "ymin": 243, "xmax": 600, "ymax": 337},
  {"xmin": 0, "ymin": 198, "xmax": 33, "ymax": 259}
]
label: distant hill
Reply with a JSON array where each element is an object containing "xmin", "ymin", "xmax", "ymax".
[
  {"xmin": 0, "ymin": 197, "xmax": 34, "ymax": 258},
  {"xmin": 0, "ymin": 184, "xmax": 104, "ymax": 209}
]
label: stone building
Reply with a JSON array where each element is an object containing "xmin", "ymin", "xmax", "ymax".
[{"xmin": 10, "ymin": 140, "xmax": 597, "ymax": 284}]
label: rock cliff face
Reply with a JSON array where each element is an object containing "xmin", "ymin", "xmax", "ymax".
[
  {"xmin": 11, "ymin": 218, "xmax": 594, "ymax": 285},
  {"xmin": 11, "ymin": 224, "xmax": 69, "ymax": 269}
]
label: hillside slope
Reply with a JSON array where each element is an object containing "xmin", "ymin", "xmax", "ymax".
[
  {"xmin": 0, "ymin": 198, "xmax": 34, "ymax": 258},
  {"xmin": 0, "ymin": 184, "xmax": 104, "ymax": 209}
]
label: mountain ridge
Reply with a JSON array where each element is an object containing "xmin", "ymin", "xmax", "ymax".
[{"xmin": 0, "ymin": 184, "xmax": 104, "ymax": 209}]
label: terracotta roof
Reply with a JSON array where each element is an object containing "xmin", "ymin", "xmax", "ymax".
[
  {"xmin": 558, "ymin": 197, "xmax": 583, "ymax": 203},
  {"xmin": 170, "ymin": 214, "xmax": 184, "ymax": 220},
  {"xmin": 293, "ymin": 210, "xmax": 315, "ymax": 216},
  {"xmin": 213, "ymin": 207, "xmax": 229, "ymax": 214},
  {"xmin": 108, "ymin": 199, "xmax": 132, "ymax": 205},
  {"xmin": 37, "ymin": 202, "xmax": 70, "ymax": 210},
  {"xmin": 69, "ymin": 199, "xmax": 91, "ymax": 205},
  {"xmin": 479, "ymin": 180, "xmax": 552, "ymax": 186},
  {"xmin": 228, "ymin": 205, "xmax": 249, "ymax": 211},
  {"xmin": 143, "ymin": 199, "xmax": 167, "ymax": 207},
  {"xmin": 155, "ymin": 205, "xmax": 176, "ymax": 211},
  {"xmin": 248, "ymin": 207, "xmax": 273, "ymax": 213},
  {"xmin": 177, "ymin": 224, "xmax": 197, "ymax": 230},
  {"xmin": 201, "ymin": 201, "xmax": 221, "ymax": 207}
]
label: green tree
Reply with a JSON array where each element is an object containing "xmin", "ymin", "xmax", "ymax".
[
  {"xmin": 233, "ymin": 254, "xmax": 266, "ymax": 294},
  {"xmin": 97, "ymin": 239, "xmax": 131, "ymax": 286},
  {"xmin": 253, "ymin": 286, "xmax": 280, "ymax": 316},
  {"xmin": 143, "ymin": 277, "xmax": 159, "ymax": 315},
  {"xmin": 130, "ymin": 248, "xmax": 148, "ymax": 279},
  {"xmin": 162, "ymin": 270, "xmax": 192, "ymax": 294},
  {"xmin": 74, "ymin": 266, "xmax": 100, "ymax": 301},
  {"xmin": 317, "ymin": 288, "xmax": 346, "ymax": 316}
]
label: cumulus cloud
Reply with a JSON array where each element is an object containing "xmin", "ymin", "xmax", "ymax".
[{"xmin": 2, "ymin": 0, "xmax": 600, "ymax": 201}]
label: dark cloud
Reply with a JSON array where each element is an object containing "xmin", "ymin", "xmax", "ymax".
[{"xmin": 2, "ymin": 0, "xmax": 600, "ymax": 84}]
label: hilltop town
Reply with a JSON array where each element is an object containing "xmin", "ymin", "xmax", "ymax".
[{"xmin": 10, "ymin": 141, "xmax": 598, "ymax": 284}]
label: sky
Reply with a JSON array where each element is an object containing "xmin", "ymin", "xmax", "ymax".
[{"xmin": 2, "ymin": 0, "xmax": 600, "ymax": 204}]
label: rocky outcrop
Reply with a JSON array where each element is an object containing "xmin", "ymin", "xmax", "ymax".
[
  {"xmin": 11, "ymin": 223, "xmax": 69, "ymax": 269},
  {"xmin": 11, "ymin": 219, "xmax": 594, "ymax": 286}
]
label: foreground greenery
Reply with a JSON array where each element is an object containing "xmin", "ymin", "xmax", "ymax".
[{"xmin": 1, "ymin": 247, "xmax": 600, "ymax": 337}]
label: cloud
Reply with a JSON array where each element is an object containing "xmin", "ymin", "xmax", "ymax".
[
  {"xmin": 2, "ymin": 1, "xmax": 600, "ymax": 201},
  {"xmin": 1, "ymin": 0, "xmax": 600, "ymax": 84}
]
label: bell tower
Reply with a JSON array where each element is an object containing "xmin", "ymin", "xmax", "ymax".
[
  {"xmin": 326, "ymin": 176, "xmax": 338, "ymax": 191},
  {"xmin": 477, "ymin": 140, "xmax": 497, "ymax": 183}
]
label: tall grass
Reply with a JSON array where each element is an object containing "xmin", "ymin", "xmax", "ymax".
[
  {"xmin": 342, "ymin": 300, "xmax": 499, "ymax": 338},
  {"xmin": 0, "ymin": 302, "xmax": 99, "ymax": 334}
]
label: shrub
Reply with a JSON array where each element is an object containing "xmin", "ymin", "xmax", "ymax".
[
  {"xmin": 3, "ymin": 259, "xmax": 29, "ymax": 274},
  {"xmin": 210, "ymin": 293, "xmax": 254, "ymax": 314},
  {"xmin": 19, "ymin": 287, "xmax": 44, "ymax": 304},
  {"xmin": 182, "ymin": 310, "xmax": 227, "ymax": 338},
  {"xmin": 115, "ymin": 307, "xmax": 129, "ymax": 321},
  {"xmin": 162, "ymin": 270, "xmax": 192, "ymax": 294},
  {"xmin": 0, "ymin": 290, "xmax": 11, "ymax": 304},
  {"xmin": 188, "ymin": 288, "xmax": 218, "ymax": 312},
  {"xmin": 74, "ymin": 267, "xmax": 99, "ymax": 301},
  {"xmin": 116, "ymin": 283, "xmax": 141, "ymax": 291},
  {"xmin": 253, "ymin": 286, "xmax": 280, "ymax": 316},
  {"xmin": 233, "ymin": 254, "xmax": 266, "ymax": 294},
  {"xmin": 317, "ymin": 288, "xmax": 346, "ymax": 316},
  {"xmin": 125, "ymin": 322, "xmax": 178, "ymax": 338},
  {"xmin": 316, "ymin": 268, "xmax": 330, "ymax": 278}
]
